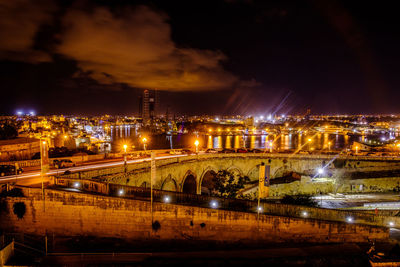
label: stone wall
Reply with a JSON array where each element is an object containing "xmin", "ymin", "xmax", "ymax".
[{"xmin": 0, "ymin": 188, "xmax": 388, "ymax": 244}]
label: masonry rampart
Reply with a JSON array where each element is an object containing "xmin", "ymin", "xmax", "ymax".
[{"xmin": 0, "ymin": 188, "xmax": 388, "ymax": 244}]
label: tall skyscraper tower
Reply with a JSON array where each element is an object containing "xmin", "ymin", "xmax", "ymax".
[{"xmin": 141, "ymin": 89, "xmax": 158, "ymax": 123}]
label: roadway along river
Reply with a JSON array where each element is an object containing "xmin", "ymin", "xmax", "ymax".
[{"xmin": 0, "ymin": 154, "xmax": 186, "ymax": 184}]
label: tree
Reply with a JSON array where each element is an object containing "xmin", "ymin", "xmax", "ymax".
[{"xmin": 212, "ymin": 170, "xmax": 250, "ymax": 198}]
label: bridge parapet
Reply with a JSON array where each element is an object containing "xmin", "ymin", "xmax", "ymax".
[{"xmin": 55, "ymin": 153, "xmax": 400, "ymax": 197}]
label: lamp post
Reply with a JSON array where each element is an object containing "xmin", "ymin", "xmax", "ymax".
[
  {"xmin": 142, "ymin": 137, "xmax": 147, "ymax": 151},
  {"xmin": 123, "ymin": 144, "xmax": 127, "ymax": 173},
  {"xmin": 194, "ymin": 139, "xmax": 199, "ymax": 153},
  {"xmin": 307, "ymin": 138, "xmax": 312, "ymax": 151}
]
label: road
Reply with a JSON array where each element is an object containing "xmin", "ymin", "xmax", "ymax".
[{"xmin": 0, "ymin": 154, "xmax": 186, "ymax": 185}]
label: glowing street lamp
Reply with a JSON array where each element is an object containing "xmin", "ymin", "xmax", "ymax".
[
  {"xmin": 142, "ymin": 137, "xmax": 148, "ymax": 151},
  {"xmin": 194, "ymin": 139, "xmax": 199, "ymax": 153},
  {"xmin": 268, "ymin": 141, "xmax": 273, "ymax": 153},
  {"xmin": 328, "ymin": 141, "xmax": 331, "ymax": 151},
  {"xmin": 355, "ymin": 146, "xmax": 359, "ymax": 154},
  {"xmin": 123, "ymin": 144, "xmax": 128, "ymax": 173},
  {"xmin": 163, "ymin": 195, "xmax": 171, "ymax": 203}
]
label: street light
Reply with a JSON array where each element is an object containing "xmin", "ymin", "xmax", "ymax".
[
  {"xmin": 268, "ymin": 141, "xmax": 273, "ymax": 153},
  {"xmin": 123, "ymin": 144, "xmax": 128, "ymax": 173},
  {"xmin": 210, "ymin": 200, "xmax": 218, "ymax": 209},
  {"xmin": 163, "ymin": 195, "xmax": 171, "ymax": 203},
  {"xmin": 355, "ymin": 146, "xmax": 359, "ymax": 154},
  {"xmin": 142, "ymin": 137, "xmax": 148, "ymax": 151},
  {"xmin": 317, "ymin": 168, "xmax": 324, "ymax": 176},
  {"xmin": 328, "ymin": 141, "xmax": 331, "ymax": 151},
  {"xmin": 194, "ymin": 139, "xmax": 199, "ymax": 153}
]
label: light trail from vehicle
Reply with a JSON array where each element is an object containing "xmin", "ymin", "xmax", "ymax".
[{"xmin": 0, "ymin": 154, "xmax": 187, "ymax": 183}]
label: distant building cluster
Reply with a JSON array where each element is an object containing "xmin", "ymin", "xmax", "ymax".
[{"xmin": 1, "ymin": 109, "xmax": 400, "ymax": 162}]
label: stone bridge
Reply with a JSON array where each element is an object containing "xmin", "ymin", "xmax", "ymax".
[{"xmin": 76, "ymin": 153, "xmax": 400, "ymax": 197}]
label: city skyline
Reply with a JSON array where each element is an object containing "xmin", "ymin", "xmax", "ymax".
[{"xmin": 1, "ymin": 0, "xmax": 399, "ymax": 115}]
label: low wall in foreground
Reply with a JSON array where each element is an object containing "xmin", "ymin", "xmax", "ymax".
[{"xmin": 0, "ymin": 188, "xmax": 388, "ymax": 244}]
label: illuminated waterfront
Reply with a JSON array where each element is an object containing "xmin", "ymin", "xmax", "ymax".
[{"xmin": 109, "ymin": 127, "xmax": 391, "ymax": 152}]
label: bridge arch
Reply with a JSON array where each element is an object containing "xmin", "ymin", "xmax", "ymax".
[
  {"xmin": 247, "ymin": 165, "xmax": 260, "ymax": 181},
  {"xmin": 161, "ymin": 175, "xmax": 178, "ymax": 192},
  {"xmin": 181, "ymin": 170, "xmax": 197, "ymax": 194},
  {"xmin": 226, "ymin": 166, "xmax": 243, "ymax": 177},
  {"xmin": 199, "ymin": 168, "xmax": 218, "ymax": 195},
  {"xmin": 273, "ymin": 165, "xmax": 294, "ymax": 178}
]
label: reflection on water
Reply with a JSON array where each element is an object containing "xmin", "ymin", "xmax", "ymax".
[
  {"xmin": 207, "ymin": 135, "xmax": 212, "ymax": 149},
  {"xmin": 234, "ymin": 135, "xmax": 240, "ymax": 149},
  {"xmin": 107, "ymin": 125, "xmax": 385, "ymax": 152}
]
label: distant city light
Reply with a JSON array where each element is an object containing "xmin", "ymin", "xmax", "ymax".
[
  {"xmin": 118, "ymin": 189, "xmax": 124, "ymax": 196},
  {"xmin": 301, "ymin": 211, "xmax": 308, "ymax": 217},
  {"xmin": 73, "ymin": 182, "xmax": 80, "ymax": 188},
  {"xmin": 317, "ymin": 168, "xmax": 324, "ymax": 175},
  {"xmin": 346, "ymin": 216, "xmax": 354, "ymax": 223},
  {"xmin": 257, "ymin": 206, "xmax": 263, "ymax": 212},
  {"xmin": 29, "ymin": 111, "xmax": 35, "ymax": 116},
  {"xmin": 389, "ymin": 221, "xmax": 395, "ymax": 227},
  {"xmin": 16, "ymin": 110, "xmax": 23, "ymax": 116}
]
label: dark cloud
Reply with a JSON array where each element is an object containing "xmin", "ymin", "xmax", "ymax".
[
  {"xmin": 57, "ymin": 5, "xmax": 250, "ymax": 91},
  {"xmin": 0, "ymin": 0, "xmax": 55, "ymax": 63}
]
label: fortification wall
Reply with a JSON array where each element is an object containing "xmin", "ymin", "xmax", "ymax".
[{"xmin": 0, "ymin": 188, "xmax": 388, "ymax": 244}]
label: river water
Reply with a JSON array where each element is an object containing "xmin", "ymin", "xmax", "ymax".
[{"xmin": 104, "ymin": 125, "xmax": 390, "ymax": 152}]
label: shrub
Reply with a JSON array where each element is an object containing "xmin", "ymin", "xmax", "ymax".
[{"xmin": 13, "ymin": 202, "xmax": 26, "ymax": 219}]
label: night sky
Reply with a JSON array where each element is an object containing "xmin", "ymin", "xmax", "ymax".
[{"xmin": 0, "ymin": 0, "xmax": 399, "ymax": 116}]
